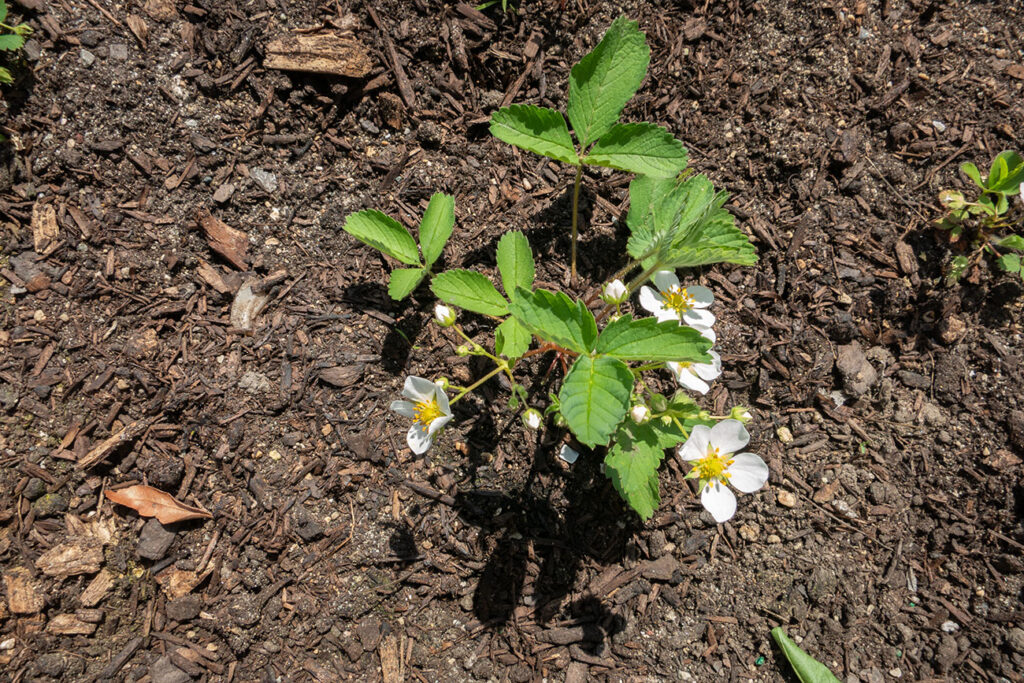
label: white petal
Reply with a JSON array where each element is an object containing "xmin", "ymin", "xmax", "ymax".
[
  {"xmin": 701, "ymin": 482, "xmax": 737, "ymax": 523},
  {"xmin": 678, "ymin": 424, "xmax": 711, "ymax": 461},
  {"xmin": 695, "ymin": 326, "xmax": 716, "ymax": 344},
  {"xmin": 638, "ymin": 286, "xmax": 663, "ymax": 315},
  {"xmin": 655, "ymin": 308, "xmax": 680, "ymax": 322},
  {"xmin": 426, "ymin": 413, "xmax": 453, "ymax": 437},
  {"xmin": 652, "ymin": 270, "xmax": 680, "ymax": 292},
  {"xmin": 433, "ymin": 384, "xmax": 452, "ymax": 416},
  {"xmin": 674, "ymin": 367, "xmax": 710, "ymax": 394},
  {"xmin": 403, "ymin": 375, "xmax": 437, "ymax": 402},
  {"xmin": 406, "ymin": 424, "xmax": 433, "ymax": 454},
  {"xmin": 682, "ymin": 308, "xmax": 716, "ymax": 329},
  {"xmin": 709, "ymin": 419, "xmax": 749, "ymax": 453},
  {"xmin": 727, "ymin": 453, "xmax": 769, "ymax": 493},
  {"xmin": 558, "ymin": 444, "xmax": 579, "ymax": 464},
  {"xmin": 685, "ymin": 285, "xmax": 714, "ymax": 307},
  {"xmin": 693, "ymin": 351, "xmax": 722, "ymax": 381},
  {"xmin": 390, "ymin": 400, "xmax": 416, "ymax": 418}
]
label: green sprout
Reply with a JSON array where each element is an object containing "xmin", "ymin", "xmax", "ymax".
[{"xmin": 0, "ymin": 0, "xmax": 33, "ymax": 85}]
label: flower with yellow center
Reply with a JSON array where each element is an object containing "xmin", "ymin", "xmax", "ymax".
[
  {"xmin": 638, "ymin": 270, "xmax": 716, "ymax": 329},
  {"xmin": 678, "ymin": 420, "xmax": 769, "ymax": 523},
  {"xmin": 668, "ymin": 350, "xmax": 722, "ymax": 395},
  {"xmin": 390, "ymin": 376, "xmax": 453, "ymax": 455}
]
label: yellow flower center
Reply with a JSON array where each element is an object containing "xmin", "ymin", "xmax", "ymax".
[
  {"xmin": 413, "ymin": 397, "xmax": 443, "ymax": 427},
  {"xmin": 660, "ymin": 287, "xmax": 695, "ymax": 315},
  {"xmin": 693, "ymin": 446, "xmax": 733, "ymax": 483},
  {"xmin": 676, "ymin": 361, "xmax": 693, "ymax": 369}
]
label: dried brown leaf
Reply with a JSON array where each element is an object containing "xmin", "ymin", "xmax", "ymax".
[{"xmin": 106, "ymin": 485, "xmax": 212, "ymax": 525}]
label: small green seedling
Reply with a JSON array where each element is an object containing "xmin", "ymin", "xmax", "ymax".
[
  {"xmin": 770, "ymin": 628, "xmax": 841, "ymax": 683},
  {"xmin": 342, "ymin": 193, "xmax": 455, "ymax": 300},
  {"xmin": 936, "ymin": 150, "xmax": 1024, "ymax": 283},
  {"xmin": 489, "ymin": 16, "xmax": 689, "ymax": 278},
  {"xmin": 0, "ymin": 0, "xmax": 32, "ymax": 85}
]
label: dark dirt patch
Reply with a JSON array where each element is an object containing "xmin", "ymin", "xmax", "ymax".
[{"xmin": 1, "ymin": 0, "xmax": 1023, "ymax": 680}]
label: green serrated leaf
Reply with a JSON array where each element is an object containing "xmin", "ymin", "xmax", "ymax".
[
  {"xmin": 567, "ymin": 15, "xmax": 650, "ymax": 147},
  {"xmin": 771, "ymin": 628, "xmax": 841, "ymax": 683},
  {"xmin": 0, "ymin": 66, "xmax": 11, "ymax": 84},
  {"xmin": 605, "ymin": 434, "xmax": 664, "ymax": 520},
  {"xmin": 999, "ymin": 234, "xmax": 1024, "ymax": 251},
  {"xmin": 431, "ymin": 270, "xmax": 509, "ymax": 316},
  {"xmin": 997, "ymin": 253, "xmax": 1021, "ymax": 274},
  {"xmin": 508, "ymin": 288, "xmax": 598, "ymax": 354},
  {"xmin": 560, "ymin": 355, "xmax": 633, "ymax": 448},
  {"xmin": 0, "ymin": 33, "xmax": 24, "ymax": 51},
  {"xmin": 490, "ymin": 105, "xmax": 580, "ymax": 165},
  {"xmin": 583, "ymin": 123, "xmax": 688, "ymax": 177},
  {"xmin": 596, "ymin": 315, "xmax": 711, "ymax": 362},
  {"xmin": 496, "ymin": 231, "xmax": 535, "ymax": 298},
  {"xmin": 0, "ymin": 1, "xmax": 8, "ymax": 24},
  {"xmin": 343, "ymin": 210, "xmax": 421, "ymax": 266},
  {"xmin": 387, "ymin": 268, "xmax": 426, "ymax": 300},
  {"xmin": 988, "ymin": 151, "xmax": 1024, "ymax": 194},
  {"xmin": 961, "ymin": 162, "xmax": 983, "ymax": 188},
  {"xmin": 947, "ymin": 254, "xmax": 969, "ymax": 284},
  {"xmin": 495, "ymin": 317, "xmax": 532, "ymax": 358},
  {"xmin": 419, "ymin": 193, "xmax": 454, "ymax": 267}
]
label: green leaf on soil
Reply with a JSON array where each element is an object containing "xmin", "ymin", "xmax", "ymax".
[
  {"xmin": 508, "ymin": 288, "xmax": 598, "ymax": 354},
  {"xmin": 0, "ymin": 1, "xmax": 8, "ymax": 25},
  {"xmin": 584, "ymin": 123, "xmax": 688, "ymax": 177},
  {"xmin": 605, "ymin": 430, "xmax": 664, "ymax": 520},
  {"xmin": 997, "ymin": 253, "xmax": 1021, "ymax": 275},
  {"xmin": 960, "ymin": 162, "xmax": 983, "ymax": 188},
  {"xmin": 567, "ymin": 15, "xmax": 650, "ymax": 147},
  {"xmin": 343, "ymin": 209, "xmax": 421, "ymax": 266},
  {"xmin": 596, "ymin": 315, "xmax": 711, "ymax": 362},
  {"xmin": 496, "ymin": 231, "xmax": 535, "ymax": 299},
  {"xmin": 0, "ymin": 66, "xmax": 12, "ymax": 84},
  {"xmin": 947, "ymin": 254, "xmax": 969, "ymax": 283},
  {"xmin": 559, "ymin": 355, "xmax": 633, "ymax": 448},
  {"xmin": 770, "ymin": 628, "xmax": 841, "ymax": 683},
  {"xmin": 490, "ymin": 105, "xmax": 580, "ymax": 166},
  {"xmin": 999, "ymin": 234, "xmax": 1024, "ymax": 252},
  {"xmin": 431, "ymin": 270, "xmax": 509, "ymax": 316},
  {"xmin": 387, "ymin": 267, "xmax": 426, "ymax": 301},
  {"xmin": 988, "ymin": 151, "xmax": 1024, "ymax": 194},
  {"xmin": 495, "ymin": 317, "xmax": 531, "ymax": 359},
  {"xmin": 0, "ymin": 33, "xmax": 25, "ymax": 51},
  {"xmin": 419, "ymin": 193, "xmax": 454, "ymax": 267}
]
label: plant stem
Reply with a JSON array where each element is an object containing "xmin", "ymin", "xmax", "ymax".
[
  {"xmin": 450, "ymin": 364, "xmax": 507, "ymax": 404},
  {"xmin": 570, "ymin": 164, "xmax": 583, "ymax": 281}
]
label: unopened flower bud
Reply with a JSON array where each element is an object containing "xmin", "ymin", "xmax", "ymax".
[
  {"xmin": 523, "ymin": 409, "xmax": 542, "ymax": 430},
  {"xmin": 698, "ymin": 410, "xmax": 711, "ymax": 421},
  {"xmin": 434, "ymin": 303, "xmax": 456, "ymax": 327},
  {"xmin": 435, "ymin": 377, "xmax": 450, "ymax": 390},
  {"xmin": 730, "ymin": 405, "xmax": 753, "ymax": 423},
  {"xmin": 553, "ymin": 413, "xmax": 568, "ymax": 428},
  {"xmin": 456, "ymin": 344, "xmax": 471, "ymax": 357},
  {"xmin": 630, "ymin": 405, "xmax": 650, "ymax": 424},
  {"xmin": 600, "ymin": 279, "xmax": 628, "ymax": 305}
]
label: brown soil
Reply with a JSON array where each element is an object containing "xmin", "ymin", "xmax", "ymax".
[{"xmin": 2, "ymin": 0, "xmax": 1023, "ymax": 680}]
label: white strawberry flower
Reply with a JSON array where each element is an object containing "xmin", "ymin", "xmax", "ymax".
[
  {"xmin": 600, "ymin": 279, "xmax": 629, "ymax": 305},
  {"xmin": 638, "ymin": 271, "xmax": 715, "ymax": 328},
  {"xmin": 390, "ymin": 376, "xmax": 453, "ymax": 454},
  {"xmin": 667, "ymin": 350, "xmax": 722, "ymax": 395},
  {"xmin": 434, "ymin": 303, "xmax": 456, "ymax": 327},
  {"xmin": 630, "ymin": 405, "xmax": 650, "ymax": 424},
  {"xmin": 678, "ymin": 420, "xmax": 768, "ymax": 523},
  {"xmin": 523, "ymin": 408, "xmax": 543, "ymax": 430}
]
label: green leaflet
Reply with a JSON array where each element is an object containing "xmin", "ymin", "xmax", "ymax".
[
  {"xmin": 431, "ymin": 270, "xmax": 509, "ymax": 316},
  {"xmin": 0, "ymin": 1, "xmax": 7, "ymax": 24},
  {"xmin": 495, "ymin": 317, "xmax": 532, "ymax": 359},
  {"xmin": 987, "ymin": 151, "xmax": 1024, "ymax": 194},
  {"xmin": 419, "ymin": 193, "xmax": 454, "ymax": 267},
  {"xmin": 0, "ymin": 34, "xmax": 24, "ymax": 51},
  {"xmin": 343, "ymin": 210, "xmax": 421, "ymax": 266},
  {"xmin": 770, "ymin": 628, "xmax": 841, "ymax": 683},
  {"xmin": 387, "ymin": 268, "xmax": 426, "ymax": 301},
  {"xmin": 490, "ymin": 105, "xmax": 580, "ymax": 166},
  {"xmin": 998, "ymin": 253, "xmax": 1021, "ymax": 276},
  {"xmin": 605, "ymin": 434, "xmax": 664, "ymax": 520},
  {"xmin": 567, "ymin": 15, "xmax": 650, "ymax": 147},
  {"xmin": 999, "ymin": 234, "xmax": 1024, "ymax": 252},
  {"xmin": 584, "ymin": 123, "xmax": 688, "ymax": 177},
  {"xmin": 596, "ymin": 315, "xmax": 711, "ymax": 362},
  {"xmin": 509, "ymin": 288, "xmax": 598, "ymax": 354},
  {"xmin": 496, "ymin": 231, "xmax": 535, "ymax": 299},
  {"xmin": 559, "ymin": 355, "xmax": 633, "ymax": 448},
  {"xmin": 961, "ymin": 161, "xmax": 983, "ymax": 188}
]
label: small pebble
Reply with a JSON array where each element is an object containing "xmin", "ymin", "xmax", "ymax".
[
  {"xmin": 777, "ymin": 490, "xmax": 798, "ymax": 508},
  {"xmin": 0, "ymin": 638, "xmax": 15, "ymax": 650},
  {"xmin": 767, "ymin": 534, "xmax": 781, "ymax": 544},
  {"xmin": 80, "ymin": 49, "xmax": 95, "ymax": 66},
  {"xmin": 738, "ymin": 524, "xmax": 759, "ymax": 542},
  {"xmin": 776, "ymin": 426, "xmax": 794, "ymax": 444},
  {"xmin": 558, "ymin": 444, "xmax": 579, "ymax": 464},
  {"xmin": 940, "ymin": 620, "xmax": 959, "ymax": 633}
]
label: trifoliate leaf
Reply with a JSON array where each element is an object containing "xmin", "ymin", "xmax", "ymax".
[
  {"xmin": 999, "ymin": 234, "xmax": 1024, "ymax": 252},
  {"xmin": 567, "ymin": 15, "xmax": 650, "ymax": 147},
  {"xmin": 387, "ymin": 267, "xmax": 426, "ymax": 301},
  {"xmin": 584, "ymin": 123, "xmax": 688, "ymax": 177},
  {"xmin": 495, "ymin": 317, "xmax": 532, "ymax": 359},
  {"xmin": 496, "ymin": 231, "xmax": 535, "ymax": 299},
  {"xmin": 431, "ymin": 270, "xmax": 509, "ymax": 316},
  {"xmin": 343, "ymin": 209, "xmax": 421, "ymax": 266},
  {"xmin": 490, "ymin": 105, "xmax": 580, "ymax": 166},
  {"xmin": 0, "ymin": 34, "xmax": 25, "ymax": 51},
  {"xmin": 508, "ymin": 288, "xmax": 598, "ymax": 354},
  {"xmin": 596, "ymin": 315, "xmax": 711, "ymax": 362},
  {"xmin": 559, "ymin": 355, "xmax": 633, "ymax": 448},
  {"xmin": 419, "ymin": 193, "xmax": 454, "ymax": 267},
  {"xmin": 770, "ymin": 628, "xmax": 841, "ymax": 683}
]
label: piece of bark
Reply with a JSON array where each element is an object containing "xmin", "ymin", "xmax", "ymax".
[
  {"xmin": 894, "ymin": 241, "xmax": 918, "ymax": 274},
  {"xmin": 47, "ymin": 613, "xmax": 98, "ymax": 635},
  {"xmin": 143, "ymin": 0, "xmax": 177, "ymax": 21},
  {"xmin": 198, "ymin": 211, "xmax": 249, "ymax": 271},
  {"xmin": 265, "ymin": 33, "xmax": 372, "ymax": 77},
  {"xmin": 80, "ymin": 569, "xmax": 115, "ymax": 607},
  {"xmin": 35, "ymin": 537, "xmax": 104, "ymax": 578},
  {"xmin": 155, "ymin": 567, "xmax": 210, "ymax": 600},
  {"xmin": 196, "ymin": 260, "xmax": 233, "ymax": 294},
  {"xmin": 379, "ymin": 634, "xmax": 402, "ymax": 683},
  {"xmin": 32, "ymin": 202, "xmax": 59, "ymax": 254},
  {"xmin": 77, "ymin": 419, "xmax": 151, "ymax": 469},
  {"xmin": 126, "ymin": 14, "xmax": 149, "ymax": 47},
  {"xmin": 4, "ymin": 568, "xmax": 45, "ymax": 614},
  {"xmin": 319, "ymin": 365, "xmax": 364, "ymax": 387}
]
